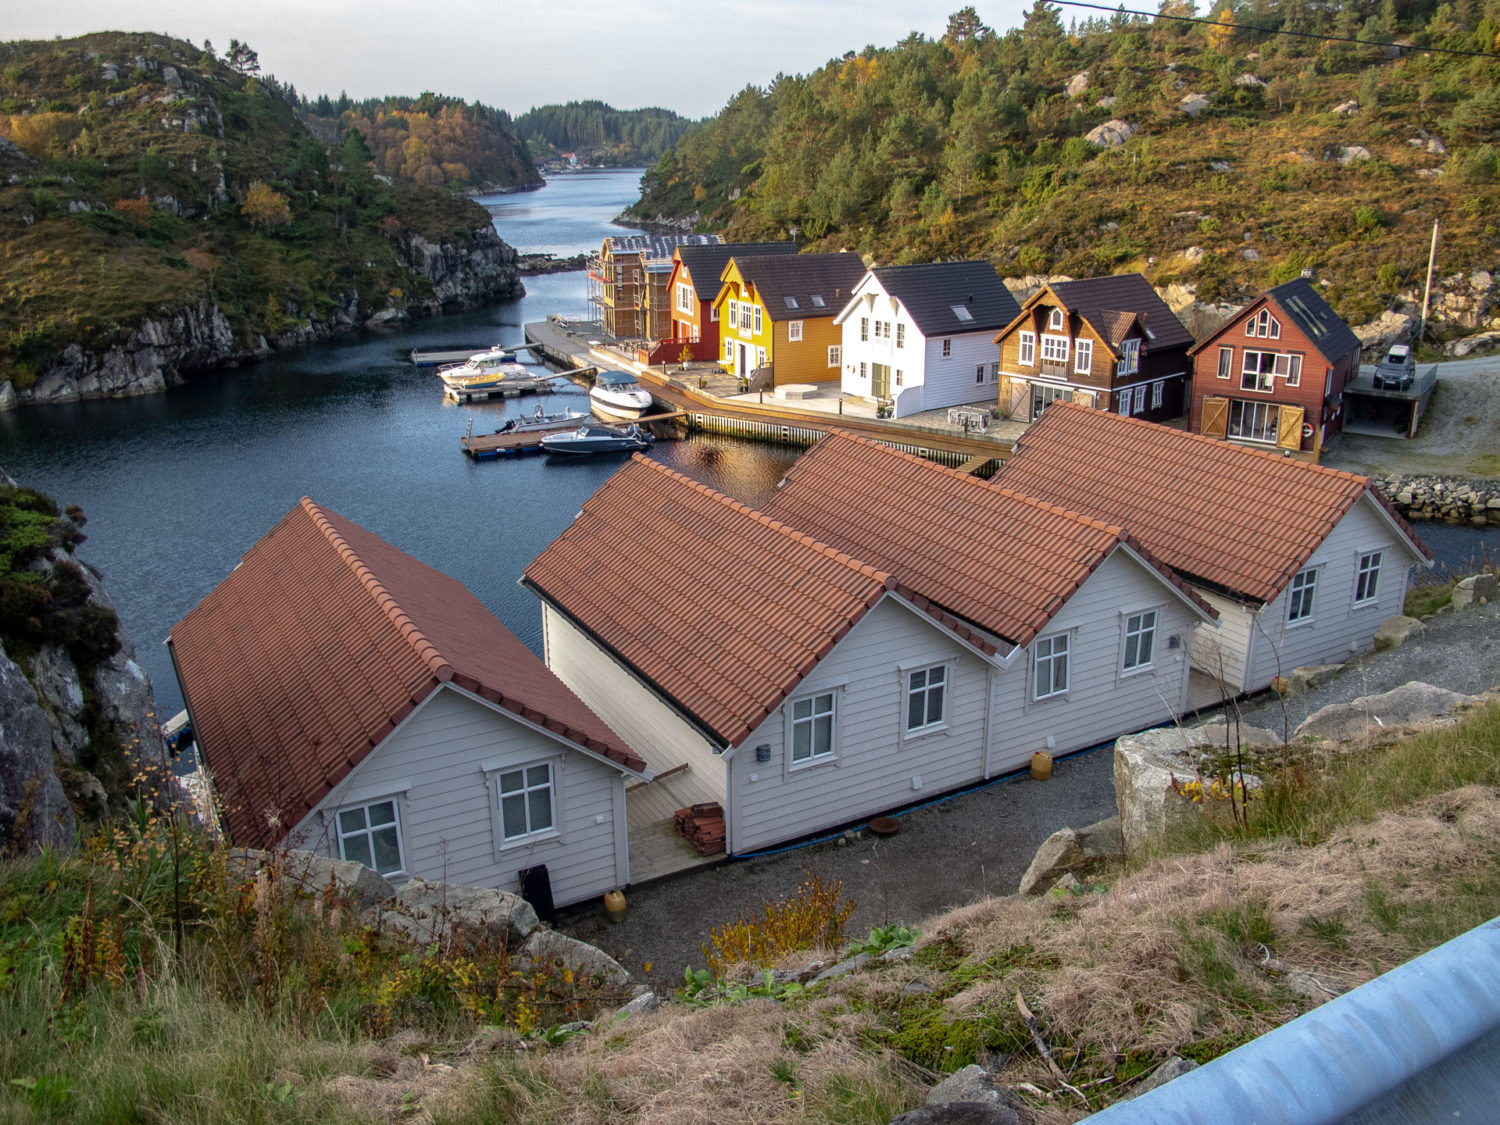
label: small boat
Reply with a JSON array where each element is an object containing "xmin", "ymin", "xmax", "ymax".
[
  {"xmin": 540, "ymin": 422, "xmax": 654, "ymax": 455},
  {"xmin": 438, "ymin": 347, "xmax": 532, "ymax": 392},
  {"xmin": 494, "ymin": 405, "xmax": 590, "ymax": 433},
  {"xmin": 589, "ymin": 369, "xmax": 655, "ymax": 420}
]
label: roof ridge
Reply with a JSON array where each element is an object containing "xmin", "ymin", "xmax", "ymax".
[
  {"xmin": 1043, "ymin": 403, "xmax": 1372, "ymax": 489},
  {"xmin": 298, "ymin": 497, "xmax": 455, "ymax": 685},
  {"xmin": 819, "ymin": 429, "xmax": 1127, "ymax": 535},
  {"xmin": 626, "ymin": 456, "xmax": 897, "ymax": 589}
]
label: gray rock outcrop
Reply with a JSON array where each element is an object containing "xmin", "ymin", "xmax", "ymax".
[
  {"xmin": 1018, "ymin": 815, "xmax": 1123, "ymax": 894},
  {"xmin": 389, "ymin": 878, "xmax": 541, "ymax": 948},
  {"xmin": 1452, "ymin": 573, "xmax": 1498, "ymax": 609},
  {"xmin": 516, "ymin": 927, "xmax": 630, "ymax": 989},
  {"xmin": 1374, "ymin": 615, "xmax": 1424, "ymax": 650},
  {"xmin": 1084, "ymin": 120, "xmax": 1136, "ymax": 148},
  {"xmin": 1179, "ymin": 93, "xmax": 1210, "ymax": 115},
  {"xmin": 889, "ymin": 1064, "xmax": 1021, "ymax": 1124},
  {"xmin": 230, "ymin": 847, "xmax": 397, "ymax": 908},
  {"xmin": 0, "ymin": 643, "xmax": 77, "ymax": 850},
  {"xmin": 1294, "ymin": 681, "xmax": 1480, "ymax": 743}
]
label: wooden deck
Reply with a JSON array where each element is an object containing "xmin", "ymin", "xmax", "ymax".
[{"xmin": 625, "ymin": 760, "xmax": 727, "ymax": 884}]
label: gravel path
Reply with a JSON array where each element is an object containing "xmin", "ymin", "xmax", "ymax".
[{"xmin": 556, "ymin": 600, "xmax": 1500, "ymax": 988}]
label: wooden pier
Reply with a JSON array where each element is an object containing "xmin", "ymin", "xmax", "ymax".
[
  {"xmin": 443, "ymin": 375, "xmax": 554, "ymax": 403},
  {"xmin": 460, "ymin": 412, "xmax": 687, "ymax": 459}
]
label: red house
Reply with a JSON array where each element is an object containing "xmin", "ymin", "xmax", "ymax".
[
  {"xmin": 1188, "ymin": 279, "xmax": 1362, "ymax": 457},
  {"xmin": 666, "ymin": 241, "xmax": 796, "ymax": 362}
]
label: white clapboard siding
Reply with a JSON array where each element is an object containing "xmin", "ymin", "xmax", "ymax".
[
  {"xmin": 293, "ymin": 686, "xmax": 628, "ymax": 908},
  {"xmin": 728, "ymin": 596, "xmax": 991, "ymax": 854},
  {"xmin": 542, "ymin": 604, "xmax": 727, "ymax": 803},
  {"xmin": 918, "ymin": 332, "xmax": 1000, "ymax": 416},
  {"xmin": 1243, "ymin": 498, "xmax": 1419, "ymax": 691},
  {"xmin": 984, "ymin": 547, "xmax": 1202, "ymax": 778},
  {"xmin": 1190, "ymin": 589, "xmax": 1256, "ymax": 693}
]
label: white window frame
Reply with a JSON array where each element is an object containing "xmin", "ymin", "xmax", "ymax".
[
  {"xmin": 1241, "ymin": 350, "xmax": 1276, "ymax": 392},
  {"xmin": 989, "ymin": 363, "xmax": 999, "ymax": 382},
  {"xmin": 676, "ymin": 283, "xmax": 694, "ymax": 315},
  {"xmin": 1227, "ymin": 399, "xmax": 1280, "ymax": 443},
  {"xmin": 727, "ymin": 299, "xmax": 738, "ymax": 328},
  {"xmin": 1246, "ymin": 307, "xmax": 1282, "ymax": 339},
  {"xmin": 1287, "ymin": 567, "xmax": 1318, "ymax": 624},
  {"xmin": 788, "ymin": 320, "xmax": 803, "ymax": 342},
  {"xmin": 489, "ymin": 759, "xmax": 560, "ymax": 849},
  {"xmin": 942, "ymin": 338, "xmax": 952, "ymax": 357},
  {"xmin": 1354, "ymin": 551, "xmax": 1382, "ymax": 605},
  {"xmin": 1151, "ymin": 380, "xmax": 1164, "ymax": 409},
  {"xmin": 1217, "ymin": 346, "xmax": 1233, "ymax": 379},
  {"xmin": 896, "ymin": 323, "xmax": 905, "ymax": 348},
  {"xmin": 828, "ymin": 345, "xmax": 840, "ymax": 367},
  {"xmin": 976, "ymin": 364, "xmax": 986, "ymax": 385},
  {"xmin": 859, "ymin": 360, "xmax": 867, "ymax": 379},
  {"xmin": 335, "ymin": 796, "xmax": 406, "ymax": 876},
  {"xmin": 1018, "ymin": 331, "xmax": 1036, "ymax": 366},
  {"xmin": 1074, "ymin": 338, "xmax": 1093, "ymax": 375},
  {"xmin": 756, "ymin": 347, "xmax": 766, "ymax": 368},
  {"xmin": 1047, "ymin": 307, "xmax": 1065, "ymax": 331},
  {"xmin": 1274, "ymin": 353, "xmax": 1303, "ymax": 387},
  {"xmin": 723, "ymin": 339, "xmax": 733, "ymax": 362},
  {"xmin": 753, "ymin": 305, "xmax": 763, "ymax": 335},
  {"xmin": 1032, "ymin": 632, "xmax": 1071, "ymax": 700},
  {"xmin": 903, "ymin": 661, "xmax": 951, "ymax": 737},
  {"xmin": 861, "ymin": 316, "xmax": 869, "ymax": 342},
  {"xmin": 787, "ymin": 689, "xmax": 838, "ymax": 768},
  {"xmin": 1118, "ymin": 339, "xmax": 1140, "ymax": 375},
  {"xmin": 1121, "ymin": 609, "xmax": 1158, "ymax": 674},
  {"xmin": 1040, "ymin": 334, "xmax": 1069, "ymax": 365}
]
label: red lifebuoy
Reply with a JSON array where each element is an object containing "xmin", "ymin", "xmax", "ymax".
[{"xmin": 1301, "ymin": 422, "xmax": 1314, "ymax": 439}]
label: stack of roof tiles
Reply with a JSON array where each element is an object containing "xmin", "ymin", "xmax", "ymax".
[
  {"xmin": 996, "ymin": 402, "xmax": 1428, "ymax": 602},
  {"xmin": 673, "ymin": 803, "xmax": 726, "ymax": 855},
  {"xmin": 170, "ymin": 498, "xmax": 644, "ymax": 849}
]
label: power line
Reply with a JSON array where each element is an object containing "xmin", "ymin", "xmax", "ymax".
[{"xmin": 1054, "ymin": 1, "xmax": 1500, "ymax": 60}]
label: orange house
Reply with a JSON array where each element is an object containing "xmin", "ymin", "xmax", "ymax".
[{"xmin": 667, "ymin": 241, "xmax": 796, "ymax": 362}]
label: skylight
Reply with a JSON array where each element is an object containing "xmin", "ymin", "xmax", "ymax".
[
  {"xmin": 810, "ymin": 294, "xmax": 826, "ymax": 308},
  {"xmin": 951, "ymin": 304, "xmax": 974, "ymax": 322},
  {"xmin": 783, "ymin": 296, "xmax": 799, "ymax": 310}
]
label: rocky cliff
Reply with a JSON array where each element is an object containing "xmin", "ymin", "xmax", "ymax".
[
  {"xmin": 2, "ymin": 224, "xmax": 522, "ymax": 409},
  {"xmin": 0, "ymin": 471, "xmax": 166, "ymax": 852}
]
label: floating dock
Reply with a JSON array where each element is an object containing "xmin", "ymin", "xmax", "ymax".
[
  {"xmin": 443, "ymin": 375, "xmax": 555, "ymax": 403},
  {"xmin": 460, "ymin": 412, "xmax": 687, "ymax": 459},
  {"xmin": 413, "ymin": 343, "xmax": 544, "ymax": 367}
]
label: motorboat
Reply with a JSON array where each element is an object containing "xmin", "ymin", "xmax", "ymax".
[
  {"xmin": 438, "ymin": 347, "xmax": 532, "ymax": 392},
  {"xmin": 494, "ymin": 405, "xmax": 590, "ymax": 433},
  {"xmin": 1373, "ymin": 343, "xmax": 1415, "ymax": 390},
  {"xmin": 589, "ymin": 369, "xmax": 655, "ymax": 419},
  {"xmin": 540, "ymin": 422, "xmax": 654, "ymax": 455}
]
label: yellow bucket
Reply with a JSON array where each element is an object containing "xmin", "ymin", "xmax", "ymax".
[
  {"xmin": 1030, "ymin": 751, "xmax": 1053, "ymax": 782},
  {"xmin": 603, "ymin": 889, "xmax": 627, "ymax": 923}
]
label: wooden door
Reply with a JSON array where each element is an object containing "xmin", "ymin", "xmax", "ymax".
[
  {"xmin": 1201, "ymin": 395, "xmax": 1228, "ymax": 439},
  {"xmin": 1277, "ymin": 404, "xmax": 1305, "ymax": 450},
  {"xmin": 872, "ymin": 363, "xmax": 891, "ymax": 398}
]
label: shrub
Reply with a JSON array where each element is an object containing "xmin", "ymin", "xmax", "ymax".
[{"xmin": 701, "ymin": 870, "xmax": 856, "ymax": 975}]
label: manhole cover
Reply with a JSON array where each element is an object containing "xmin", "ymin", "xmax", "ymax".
[{"xmin": 869, "ymin": 816, "xmax": 901, "ymax": 836}]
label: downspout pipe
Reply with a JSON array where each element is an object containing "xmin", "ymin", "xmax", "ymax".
[{"xmin": 1081, "ymin": 917, "xmax": 1500, "ymax": 1124}]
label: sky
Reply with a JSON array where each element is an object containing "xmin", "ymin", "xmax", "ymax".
[{"xmin": 13, "ymin": 0, "xmax": 1035, "ymax": 120}]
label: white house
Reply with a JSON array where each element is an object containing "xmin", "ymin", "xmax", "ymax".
[
  {"xmin": 835, "ymin": 261, "xmax": 1022, "ymax": 419},
  {"xmin": 996, "ymin": 403, "xmax": 1433, "ymax": 693},
  {"xmin": 524, "ymin": 439, "xmax": 1214, "ymax": 856},
  {"xmin": 168, "ymin": 498, "xmax": 650, "ymax": 910}
]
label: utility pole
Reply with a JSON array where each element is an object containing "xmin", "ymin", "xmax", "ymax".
[{"xmin": 1419, "ymin": 218, "xmax": 1439, "ymax": 348}]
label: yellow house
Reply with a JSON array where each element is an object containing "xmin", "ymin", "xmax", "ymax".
[{"xmin": 711, "ymin": 252, "xmax": 865, "ymax": 384}]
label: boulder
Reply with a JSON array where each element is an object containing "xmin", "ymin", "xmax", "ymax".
[
  {"xmin": 1295, "ymin": 682, "xmax": 1480, "ymax": 743},
  {"xmin": 812, "ymin": 951, "xmax": 872, "ymax": 984},
  {"xmin": 1234, "ymin": 73, "xmax": 1267, "ymax": 89},
  {"xmin": 926, "ymin": 1066, "xmax": 1012, "ymax": 1109},
  {"xmin": 1333, "ymin": 99, "xmax": 1360, "ymax": 115},
  {"xmin": 612, "ymin": 990, "xmax": 660, "ymax": 1020},
  {"xmin": 1286, "ymin": 663, "xmax": 1345, "ymax": 696},
  {"xmin": 1121, "ymin": 1056, "xmax": 1200, "ymax": 1100},
  {"xmin": 1085, "ymin": 120, "xmax": 1136, "ymax": 148},
  {"xmin": 389, "ymin": 878, "xmax": 539, "ymax": 947},
  {"xmin": 516, "ymin": 928, "xmax": 629, "ymax": 989},
  {"xmin": 230, "ymin": 847, "xmax": 396, "ymax": 908},
  {"xmin": 1337, "ymin": 145, "xmax": 1372, "ymax": 165},
  {"xmin": 1452, "ymin": 573, "xmax": 1499, "ymax": 610},
  {"xmin": 1066, "ymin": 71, "xmax": 1091, "ymax": 97},
  {"xmin": 1018, "ymin": 828, "xmax": 1083, "ymax": 895},
  {"xmin": 1079, "ymin": 814, "xmax": 1125, "ymax": 858},
  {"xmin": 1353, "ymin": 310, "xmax": 1414, "ymax": 352},
  {"xmin": 890, "ymin": 1105, "xmax": 1019, "ymax": 1125},
  {"xmin": 1178, "ymin": 93, "xmax": 1210, "ymax": 115},
  {"xmin": 1373, "ymin": 615, "xmax": 1424, "ymax": 651},
  {"xmin": 1095, "ymin": 95, "xmax": 1117, "ymax": 109}
]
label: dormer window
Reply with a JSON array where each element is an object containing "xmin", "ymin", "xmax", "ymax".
[
  {"xmin": 1245, "ymin": 308, "xmax": 1282, "ymax": 339},
  {"xmin": 1047, "ymin": 307, "xmax": 1065, "ymax": 331}
]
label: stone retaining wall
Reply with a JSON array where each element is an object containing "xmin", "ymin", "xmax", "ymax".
[{"xmin": 1374, "ymin": 474, "xmax": 1500, "ymax": 525}]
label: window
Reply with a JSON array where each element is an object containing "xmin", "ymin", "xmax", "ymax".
[
  {"xmin": 1355, "ymin": 551, "xmax": 1382, "ymax": 604},
  {"xmin": 1275, "ymin": 353, "xmax": 1303, "ymax": 386},
  {"xmin": 1217, "ymin": 346, "xmax": 1233, "ymax": 379},
  {"xmin": 1048, "ymin": 307, "xmax": 1064, "ymax": 331},
  {"xmin": 1074, "ymin": 338, "xmax": 1093, "ymax": 375},
  {"xmin": 723, "ymin": 340, "xmax": 733, "ymax": 362},
  {"xmin": 498, "ymin": 763, "xmax": 555, "ymax": 841},
  {"xmin": 1033, "ymin": 634, "xmax": 1070, "ymax": 699},
  {"xmin": 337, "ymin": 799, "xmax": 404, "ymax": 875},
  {"xmin": 1246, "ymin": 308, "xmax": 1282, "ymax": 339},
  {"xmin": 728, "ymin": 299, "xmax": 738, "ymax": 327},
  {"xmin": 1287, "ymin": 568, "xmax": 1317, "ymax": 623},
  {"xmin": 1018, "ymin": 331, "xmax": 1036, "ymax": 366},
  {"xmin": 951, "ymin": 304, "xmax": 974, "ymax": 322},
  {"xmin": 676, "ymin": 283, "xmax": 694, "ymax": 315},
  {"xmin": 784, "ymin": 295, "xmax": 799, "ymax": 310},
  {"xmin": 861, "ymin": 317, "xmax": 869, "ymax": 342},
  {"xmin": 740, "ymin": 304, "xmax": 753, "ymax": 332},
  {"xmin": 859, "ymin": 361, "xmax": 867, "ymax": 379},
  {"xmin": 710, "ymin": 305, "xmax": 718, "ymax": 322},
  {"xmin": 790, "ymin": 692, "xmax": 836, "ymax": 764},
  {"xmin": 896, "ymin": 323, "xmax": 905, "ymax": 348},
  {"xmin": 1041, "ymin": 334, "xmax": 1069, "ymax": 365},
  {"xmin": 756, "ymin": 347, "xmax": 766, "ymax": 368},
  {"xmin": 1117, "ymin": 390, "xmax": 1131, "ymax": 415},
  {"xmin": 810, "ymin": 294, "xmax": 826, "ymax": 308},
  {"xmin": 753, "ymin": 305, "xmax": 762, "ymax": 334},
  {"xmin": 942, "ymin": 338, "xmax": 952, "ymax": 357},
  {"xmin": 977, "ymin": 364, "xmax": 986, "ymax": 384},
  {"xmin": 1227, "ymin": 399, "xmax": 1280, "ymax": 442},
  {"xmin": 1241, "ymin": 351, "xmax": 1276, "ymax": 391},
  {"xmin": 1152, "ymin": 380, "xmax": 1164, "ymax": 409},
  {"xmin": 990, "ymin": 363, "xmax": 999, "ymax": 382},
  {"xmin": 906, "ymin": 665, "xmax": 947, "ymax": 732},
  {"xmin": 1118, "ymin": 339, "xmax": 1140, "ymax": 375},
  {"xmin": 789, "ymin": 320, "xmax": 803, "ymax": 342},
  {"xmin": 895, "ymin": 368, "xmax": 904, "ymax": 386},
  {"xmin": 1134, "ymin": 386, "xmax": 1148, "ymax": 415},
  {"xmin": 828, "ymin": 345, "xmax": 841, "ymax": 367},
  {"xmin": 1122, "ymin": 610, "xmax": 1157, "ymax": 672}
]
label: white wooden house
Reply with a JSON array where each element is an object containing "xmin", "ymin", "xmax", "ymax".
[
  {"xmin": 168, "ymin": 498, "xmax": 650, "ymax": 908},
  {"xmin": 834, "ymin": 261, "xmax": 1021, "ymax": 419},
  {"xmin": 997, "ymin": 403, "xmax": 1432, "ymax": 693},
  {"xmin": 524, "ymin": 439, "xmax": 1213, "ymax": 855}
]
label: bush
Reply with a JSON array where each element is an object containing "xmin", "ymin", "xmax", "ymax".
[{"xmin": 701, "ymin": 870, "xmax": 856, "ymax": 976}]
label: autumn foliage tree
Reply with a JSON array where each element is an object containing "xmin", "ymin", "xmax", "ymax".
[{"xmin": 241, "ymin": 181, "xmax": 291, "ymax": 230}]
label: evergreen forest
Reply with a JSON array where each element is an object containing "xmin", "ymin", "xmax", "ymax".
[{"xmin": 515, "ymin": 100, "xmax": 696, "ymax": 166}]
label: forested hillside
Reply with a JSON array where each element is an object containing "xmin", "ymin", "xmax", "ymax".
[
  {"xmin": 629, "ymin": 2, "xmax": 1500, "ymax": 331},
  {"xmin": 0, "ymin": 32, "xmax": 522, "ymax": 397},
  {"xmin": 516, "ymin": 100, "xmax": 694, "ymax": 166},
  {"xmin": 301, "ymin": 92, "xmax": 540, "ymax": 192}
]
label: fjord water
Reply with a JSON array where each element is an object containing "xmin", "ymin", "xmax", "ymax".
[{"xmin": 0, "ymin": 169, "xmax": 799, "ymax": 715}]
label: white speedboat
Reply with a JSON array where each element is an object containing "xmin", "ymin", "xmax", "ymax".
[
  {"xmin": 438, "ymin": 347, "xmax": 532, "ymax": 392},
  {"xmin": 540, "ymin": 423, "xmax": 654, "ymax": 455},
  {"xmin": 589, "ymin": 370, "xmax": 654, "ymax": 420},
  {"xmin": 495, "ymin": 405, "xmax": 590, "ymax": 433}
]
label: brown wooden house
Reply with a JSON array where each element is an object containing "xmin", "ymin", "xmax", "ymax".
[
  {"xmin": 1187, "ymin": 279, "xmax": 1362, "ymax": 457},
  {"xmin": 992, "ymin": 274, "xmax": 1194, "ymax": 424}
]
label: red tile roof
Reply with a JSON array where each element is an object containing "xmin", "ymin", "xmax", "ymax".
[
  {"xmin": 170, "ymin": 498, "xmax": 644, "ymax": 849},
  {"xmin": 523, "ymin": 455, "xmax": 913, "ymax": 748},
  {"xmin": 996, "ymin": 403, "xmax": 1430, "ymax": 603},
  {"xmin": 761, "ymin": 431, "xmax": 1212, "ymax": 646}
]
